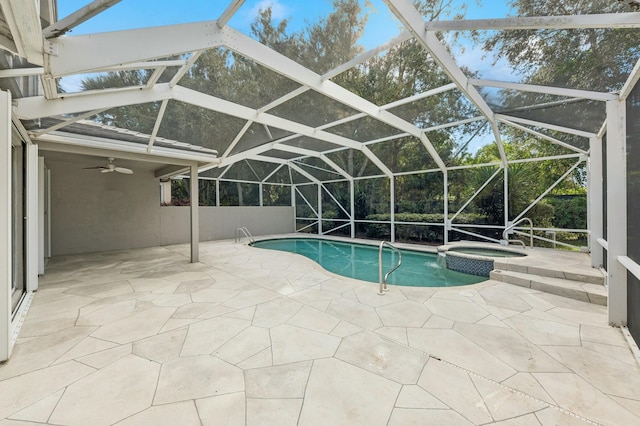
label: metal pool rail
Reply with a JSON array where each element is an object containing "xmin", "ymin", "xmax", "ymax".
[{"xmin": 378, "ymin": 241, "xmax": 402, "ymax": 295}]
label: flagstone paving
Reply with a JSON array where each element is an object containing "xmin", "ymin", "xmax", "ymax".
[{"xmin": 1, "ymin": 240, "xmax": 639, "ymax": 425}]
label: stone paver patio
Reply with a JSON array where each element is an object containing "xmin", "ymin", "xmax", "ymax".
[{"xmin": 1, "ymin": 239, "xmax": 639, "ymax": 425}]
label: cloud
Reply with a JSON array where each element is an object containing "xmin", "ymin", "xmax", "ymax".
[
  {"xmin": 451, "ymin": 43, "xmax": 521, "ymax": 83},
  {"xmin": 245, "ymin": 0, "xmax": 289, "ymax": 22},
  {"xmin": 59, "ymin": 74, "xmax": 86, "ymax": 94}
]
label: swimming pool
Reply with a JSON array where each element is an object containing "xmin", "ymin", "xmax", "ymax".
[{"xmin": 252, "ymin": 238, "xmax": 486, "ymax": 287}]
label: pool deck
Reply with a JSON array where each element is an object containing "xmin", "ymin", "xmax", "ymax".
[{"xmin": 1, "ymin": 239, "xmax": 639, "ymax": 425}]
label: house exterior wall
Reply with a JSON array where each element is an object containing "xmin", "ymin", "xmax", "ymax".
[
  {"xmin": 49, "ymin": 159, "xmax": 162, "ymax": 255},
  {"xmin": 48, "ymin": 159, "xmax": 294, "ymax": 255}
]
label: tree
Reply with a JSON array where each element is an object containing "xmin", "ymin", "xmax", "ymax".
[{"xmin": 485, "ymin": 0, "xmax": 640, "ymax": 92}]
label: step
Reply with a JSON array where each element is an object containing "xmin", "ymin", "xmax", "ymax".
[
  {"xmin": 493, "ymin": 259, "xmax": 604, "ymax": 285},
  {"xmin": 490, "ymin": 269, "xmax": 607, "ymax": 306}
]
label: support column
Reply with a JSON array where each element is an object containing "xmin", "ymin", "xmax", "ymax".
[
  {"xmin": 390, "ymin": 176, "xmax": 395, "ymax": 243},
  {"xmin": 25, "ymin": 143, "xmax": 38, "ymax": 292},
  {"xmin": 190, "ymin": 164, "xmax": 199, "ymax": 263},
  {"xmin": 291, "ymin": 184, "xmax": 297, "ymax": 232},
  {"xmin": 160, "ymin": 180, "xmax": 171, "ymax": 204},
  {"xmin": 349, "ymin": 179, "xmax": 355, "ymax": 239},
  {"xmin": 259, "ymin": 182, "xmax": 263, "ymax": 207},
  {"xmin": 589, "ymin": 136, "xmax": 604, "ymax": 268},
  {"xmin": 503, "ymin": 166, "xmax": 509, "ymax": 230},
  {"xmin": 317, "ymin": 184, "xmax": 322, "ymax": 235},
  {"xmin": 606, "ymin": 100, "xmax": 627, "ymax": 326},
  {"xmin": 443, "ymin": 170, "xmax": 449, "ymax": 244},
  {"xmin": 38, "ymin": 156, "xmax": 45, "ymax": 275},
  {"xmin": 215, "ymin": 179, "xmax": 220, "ymax": 207},
  {"xmin": 0, "ymin": 90, "xmax": 11, "ymax": 361}
]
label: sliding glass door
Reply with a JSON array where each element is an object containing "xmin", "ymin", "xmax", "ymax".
[{"xmin": 11, "ymin": 136, "xmax": 25, "ymax": 312}]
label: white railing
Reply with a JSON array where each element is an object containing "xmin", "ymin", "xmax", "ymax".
[
  {"xmin": 502, "ymin": 218, "xmax": 533, "ymax": 248},
  {"xmin": 378, "ymin": 241, "xmax": 402, "ymax": 295},
  {"xmin": 235, "ymin": 227, "xmax": 255, "ymax": 243}
]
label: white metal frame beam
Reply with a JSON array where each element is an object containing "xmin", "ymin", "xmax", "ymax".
[
  {"xmin": 383, "ymin": 0, "xmax": 508, "ymax": 167},
  {"xmin": 31, "ymin": 108, "xmax": 108, "ymax": 137},
  {"xmin": 498, "ymin": 119, "xmax": 588, "ymax": 154},
  {"xmin": 172, "ymin": 85, "xmax": 368, "ymax": 154},
  {"xmin": 495, "ymin": 114, "xmax": 597, "ymax": 138},
  {"xmin": 588, "ymin": 136, "xmax": 604, "ymax": 268},
  {"xmin": 147, "ymin": 99, "xmax": 169, "ymax": 152},
  {"xmin": 45, "ymin": 22, "xmax": 228, "ymax": 76},
  {"xmin": 424, "ymin": 12, "xmax": 640, "ymax": 31},
  {"xmin": 34, "ymin": 132, "xmax": 217, "ymax": 165},
  {"xmin": 224, "ymin": 28, "xmax": 447, "ymax": 170},
  {"xmin": 620, "ymin": 56, "xmax": 640, "ymax": 101},
  {"xmin": 0, "ymin": 0, "xmax": 44, "ymax": 65},
  {"xmin": 469, "ymin": 78, "xmax": 618, "ymax": 102},
  {"xmin": 15, "ymin": 84, "xmax": 173, "ymax": 120},
  {"xmin": 190, "ymin": 164, "xmax": 199, "ymax": 263},
  {"xmin": 0, "ymin": 90, "xmax": 11, "ymax": 361},
  {"xmin": 43, "ymin": 0, "xmax": 122, "ymax": 38},
  {"xmin": 216, "ymin": 0, "xmax": 245, "ymax": 28},
  {"xmin": 606, "ymin": 100, "xmax": 627, "ymax": 326}
]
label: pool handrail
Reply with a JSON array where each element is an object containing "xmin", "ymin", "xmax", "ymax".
[
  {"xmin": 502, "ymin": 218, "xmax": 533, "ymax": 248},
  {"xmin": 235, "ymin": 227, "xmax": 255, "ymax": 244},
  {"xmin": 378, "ymin": 241, "xmax": 402, "ymax": 295}
]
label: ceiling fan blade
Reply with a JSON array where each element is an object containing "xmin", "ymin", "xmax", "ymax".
[
  {"xmin": 101, "ymin": 168, "xmax": 114, "ymax": 173},
  {"xmin": 83, "ymin": 166, "xmax": 107, "ymax": 170},
  {"xmin": 115, "ymin": 167, "xmax": 133, "ymax": 174}
]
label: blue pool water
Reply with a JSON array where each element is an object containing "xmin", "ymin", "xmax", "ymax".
[{"xmin": 252, "ymin": 238, "xmax": 486, "ymax": 287}]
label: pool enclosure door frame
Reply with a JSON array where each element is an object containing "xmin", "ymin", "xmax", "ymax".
[{"xmin": 1, "ymin": 90, "xmax": 39, "ymax": 361}]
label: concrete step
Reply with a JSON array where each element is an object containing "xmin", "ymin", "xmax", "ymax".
[
  {"xmin": 493, "ymin": 259, "xmax": 604, "ymax": 285},
  {"xmin": 490, "ymin": 269, "xmax": 607, "ymax": 306}
]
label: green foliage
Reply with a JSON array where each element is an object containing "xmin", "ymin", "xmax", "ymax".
[
  {"xmin": 484, "ymin": 0, "xmax": 640, "ymax": 92},
  {"xmin": 361, "ymin": 212, "xmax": 487, "ymax": 244},
  {"xmin": 547, "ymin": 195, "xmax": 587, "ymax": 229}
]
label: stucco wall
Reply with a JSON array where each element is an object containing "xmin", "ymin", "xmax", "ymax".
[
  {"xmin": 48, "ymin": 159, "xmax": 294, "ymax": 255},
  {"xmin": 159, "ymin": 206, "xmax": 295, "ymax": 245},
  {"xmin": 49, "ymin": 159, "xmax": 162, "ymax": 255}
]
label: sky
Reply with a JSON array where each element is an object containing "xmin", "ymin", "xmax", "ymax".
[{"xmin": 57, "ymin": 0, "xmax": 513, "ymax": 76}]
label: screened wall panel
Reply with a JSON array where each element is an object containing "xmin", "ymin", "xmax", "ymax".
[
  {"xmin": 264, "ymin": 165, "xmax": 292, "ymax": 185},
  {"xmin": 354, "ymin": 178, "xmax": 390, "ymax": 219},
  {"xmin": 295, "ymin": 184, "xmax": 318, "ymax": 218},
  {"xmin": 627, "ymin": 83, "xmax": 640, "ymax": 343},
  {"xmin": 322, "ymin": 182, "xmax": 350, "ymax": 220},
  {"xmin": 448, "ymin": 166, "xmax": 502, "ymax": 225},
  {"xmin": 395, "ymin": 172, "xmax": 444, "ymax": 218},
  {"xmin": 263, "ymin": 185, "xmax": 291, "ymax": 207},
  {"xmin": 427, "ymin": 120, "xmax": 491, "ymax": 165},
  {"xmin": 219, "ymin": 181, "xmax": 260, "ymax": 206}
]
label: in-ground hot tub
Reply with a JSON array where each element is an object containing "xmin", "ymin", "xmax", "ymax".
[{"xmin": 437, "ymin": 244, "xmax": 527, "ymax": 277}]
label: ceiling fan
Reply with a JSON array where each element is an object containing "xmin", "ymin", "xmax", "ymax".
[{"xmin": 84, "ymin": 157, "xmax": 133, "ymax": 174}]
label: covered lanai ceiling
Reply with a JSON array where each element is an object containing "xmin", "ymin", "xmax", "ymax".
[{"xmin": 2, "ymin": 0, "xmax": 640, "ymax": 184}]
